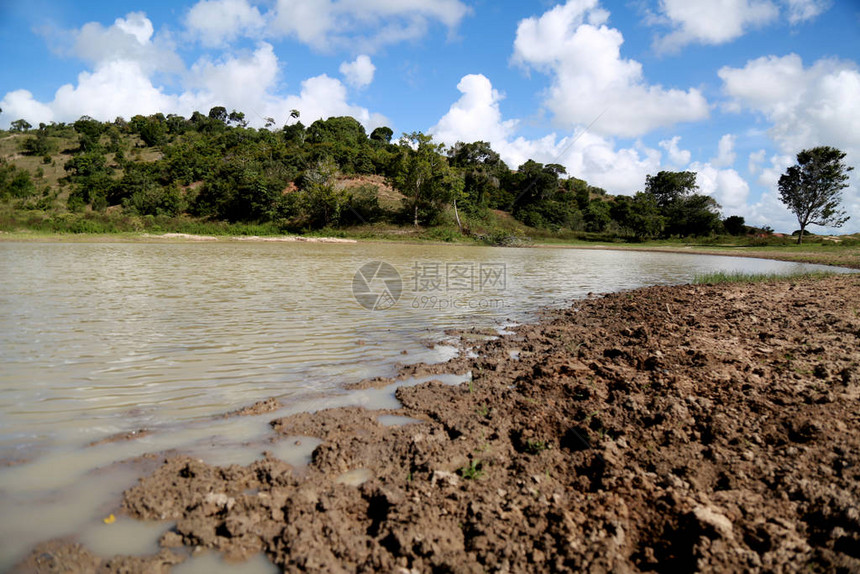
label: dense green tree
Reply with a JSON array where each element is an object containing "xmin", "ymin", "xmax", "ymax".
[
  {"xmin": 166, "ymin": 114, "xmax": 189, "ymax": 135},
  {"xmin": 130, "ymin": 114, "xmax": 168, "ymax": 147},
  {"xmin": 125, "ymin": 184, "xmax": 184, "ymax": 217},
  {"xmin": 645, "ymin": 171, "xmax": 698, "ymax": 208},
  {"xmin": 778, "ymin": 146, "xmax": 852, "ymax": 244},
  {"xmin": 227, "ymin": 110, "xmax": 248, "ymax": 128},
  {"xmin": 370, "ymin": 126, "xmax": 394, "ymax": 144},
  {"xmin": 0, "ymin": 161, "xmax": 36, "ymax": 199},
  {"xmin": 393, "ymin": 132, "xmax": 462, "ymax": 227},
  {"xmin": 664, "ymin": 194, "xmax": 722, "ymax": 237},
  {"xmin": 584, "ymin": 199, "xmax": 612, "ymax": 232},
  {"xmin": 283, "ymin": 121, "xmax": 306, "ymax": 145},
  {"xmin": 208, "ymin": 106, "xmax": 228, "ymax": 123},
  {"xmin": 22, "ymin": 129, "xmax": 55, "ymax": 156},
  {"xmin": 723, "ymin": 215, "xmax": 746, "ymax": 236},
  {"xmin": 507, "ymin": 160, "xmax": 581, "ymax": 230},
  {"xmin": 610, "ymin": 193, "xmax": 665, "ymax": 240},
  {"xmin": 448, "ymin": 141, "xmax": 506, "ymax": 215},
  {"xmin": 307, "ymin": 117, "xmax": 367, "ymax": 147},
  {"xmin": 73, "ymin": 116, "xmax": 106, "ymax": 152},
  {"xmin": 11, "ymin": 119, "xmax": 32, "ymax": 132}
]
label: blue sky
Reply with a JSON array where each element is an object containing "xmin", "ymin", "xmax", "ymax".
[{"xmin": 1, "ymin": 0, "xmax": 859, "ymax": 233}]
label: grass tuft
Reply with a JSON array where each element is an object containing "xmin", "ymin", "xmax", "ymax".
[{"xmin": 692, "ymin": 270, "xmax": 840, "ymax": 285}]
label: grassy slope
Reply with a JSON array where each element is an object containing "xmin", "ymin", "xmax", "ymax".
[{"xmin": 2, "ymin": 129, "xmax": 859, "ymax": 269}]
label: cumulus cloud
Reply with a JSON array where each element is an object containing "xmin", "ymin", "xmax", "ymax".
[
  {"xmin": 53, "ymin": 61, "xmax": 179, "ymax": 121},
  {"xmin": 782, "ymin": 0, "xmax": 831, "ymax": 24},
  {"xmin": 185, "ymin": 0, "xmax": 265, "ymax": 47},
  {"xmin": 269, "ymin": 0, "xmax": 471, "ymax": 52},
  {"xmin": 691, "ymin": 162, "xmax": 750, "ymax": 213},
  {"xmin": 747, "ymin": 149, "xmax": 766, "ymax": 175},
  {"xmin": 719, "ymin": 53, "xmax": 860, "ymax": 232},
  {"xmin": 713, "ymin": 134, "xmax": 737, "ymax": 167},
  {"xmin": 0, "ymin": 90, "xmax": 55, "ymax": 126},
  {"xmin": 650, "ymin": 0, "xmax": 832, "ymax": 51},
  {"xmin": 339, "ymin": 55, "xmax": 376, "ymax": 89},
  {"xmin": 187, "ymin": 43, "xmax": 280, "ymax": 110},
  {"xmin": 719, "ymin": 54, "xmax": 860, "ymax": 156},
  {"xmin": 659, "ymin": 136, "xmax": 691, "ymax": 168},
  {"xmin": 275, "ymin": 74, "xmax": 389, "ymax": 130},
  {"xmin": 429, "ymin": 73, "xmax": 661, "ymax": 193},
  {"xmin": 429, "ymin": 74, "xmax": 518, "ymax": 146},
  {"xmin": 72, "ymin": 11, "xmax": 182, "ymax": 75},
  {"xmin": 653, "ymin": 0, "xmax": 779, "ymax": 52},
  {"xmin": 0, "ymin": 12, "xmax": 387, "ymax": 132},
  {"xmin": 512, "ymin": 0, "xmax": 709, "ymax": 138}
]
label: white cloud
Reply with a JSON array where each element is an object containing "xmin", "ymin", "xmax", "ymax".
[
  {"xmin": 659, "ymin": 136, "xmax": 691, "ymax": 167},
  {"xmin": 1, "ymin": 30, "xmax": 387, "ymax": 133},
  {"xmin": 782, "ymin": 0, "xmax": 830, "ymax": 24},
  {"xmin": 187, "ymin": 43, "xmax": 280, "ymax": 110},
  {"xmin": 429, "ymin": 74, "xmax": 518, "ymax": 146},
  {"xmin": 720, "ymin": 54, "xmax": 860, "ymax": 233},
  {"xmin": 181, "ymin": 44, "xmax": 388, "ymax": 128},
  {"xmin": 114, "ymin": 12, "xmax": 155, "ymax": 44},
  {"xmin": 748, "ymin": 149, "xmax": 766, "ymax": 174},
  {"xmin": 429, "ymin": 73, "xmax": 660, "ymax": 193},
  {"xmin": 653, "ymin": 0, "xmax": 779, "ymax": 52},
  {"xmin": 691, "ymin": 162, "xmax": 750, "ymax": 213},
  {"xmin": 185, "ymin": 0, "xmax": 265, "ymax": 47},
  {"xmin": 339, "ymin": 55, "xmax": 376, "ymax": 89},
  {"xmin": 72, "ymin": 12, "xmax": 182, "ymax": 76},
  {"xmin": 719, "ymin": 54, "xmax": 860, "ymax": 156},
  {"xmin": 0, "ymin": 90, "xmax": 55, "ymax": 126},
  {"xmin": 713, "ymin": 134, "xmax": 737, "ymax": 167},
  {"xmin": 269, "ymin": 0, "xmax": 471, "ymax": 52},
  {"xmin": 276, "ymin": 74, "xmax": 389, "ymax": 130},
  {"xmin": 512, "ymin": 0, "xmax": 709, "ymax": 138},
  {"xmin": 51, "ymin": 61, "xmax": 179, "ymax": 121}
]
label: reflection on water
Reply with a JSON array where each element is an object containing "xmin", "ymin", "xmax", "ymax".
[{"xmin": 0, "ymin": 241, "xmax": 847, "ymax": 567}]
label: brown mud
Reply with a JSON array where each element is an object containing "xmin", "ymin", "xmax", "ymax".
[{"xmin": 15, "ymin": 275, "xmax": 860, "ymax": 572}]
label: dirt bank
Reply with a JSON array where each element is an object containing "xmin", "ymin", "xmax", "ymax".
[{"xmin": 16, "ymin": 275, "xmax": 860, "ymax": 572}]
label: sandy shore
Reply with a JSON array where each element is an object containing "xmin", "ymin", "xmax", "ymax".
[{"xmin": 15, "ymin": 274, "xmax": 860, "ymax": 572}]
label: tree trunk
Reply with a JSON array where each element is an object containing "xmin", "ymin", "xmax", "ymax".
[
  {"xmin": 414, "ymin": 202, "xmax": 419, "ymax": 227},
  {"xmin": 453, "ymin": 199, "xmax": 463, "ymax": 234},
  {"xmin": 797, "ymin": 223, "xmax": 804, "ymax": 245}
]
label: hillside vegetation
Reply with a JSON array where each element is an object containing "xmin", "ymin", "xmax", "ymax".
[{"xmin": 0, "ymin": 109, "xmax": 853, "ymax": 247}]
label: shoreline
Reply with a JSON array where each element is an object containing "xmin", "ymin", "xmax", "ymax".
[
  {"xmin": 14, "ymin": 273, "xmax": 860, "ymax": 572},
  {"xmin": 2, "ymin": 230, "xmax": 858, "ymax": 269}
]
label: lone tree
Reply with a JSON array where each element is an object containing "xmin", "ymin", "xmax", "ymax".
[{"xmin": 778, "ymin": 146, "xmax": 852, "ymax": 244}]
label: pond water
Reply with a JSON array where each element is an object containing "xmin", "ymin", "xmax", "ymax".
[{"xmin": 0, "ymin": 241, "xmax": 847, "ymax": 569}]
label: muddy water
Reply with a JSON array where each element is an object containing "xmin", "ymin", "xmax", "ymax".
[{"xmin": 0, "ymin": 241, "xmax": 847, "ymax": 568}]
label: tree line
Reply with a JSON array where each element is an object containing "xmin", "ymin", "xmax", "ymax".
[{"xmin": 1, "ymin": 108, "xmax": 851, "ymax": 242}]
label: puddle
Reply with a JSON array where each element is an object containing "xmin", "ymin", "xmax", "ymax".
[
  {"xmin": 78, "ymin": 516, "xmax": 173, "ymax": 558},
  {"xmin": 0, "ymin": 462, "xmax": 145, "ymax": 570},
  {"xmin": 268, "ymin": 436, "xmax": 323, "ymax": 467}
]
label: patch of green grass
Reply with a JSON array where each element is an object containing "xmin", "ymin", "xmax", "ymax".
[
  {"xmin": 692, "ymin": 270, "xmax": 839, "ymax": 285},
  {"xmin": 525, "ymin": 439, "xmax": 549, "ymax": 455},
  {"xmin": 459, "ymin": 459, "xmax": 484, "ymax": 480}
]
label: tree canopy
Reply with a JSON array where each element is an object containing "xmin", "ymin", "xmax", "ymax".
[
  {"xmin": 3, "ymin": 109, "xmax": 846, "ymax": 241},
  {"xmin": 778, "ymin": 146, "xmax": 852, "ymax": 244}
]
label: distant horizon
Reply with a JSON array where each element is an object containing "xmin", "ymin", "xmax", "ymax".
[{"xmin": 1, "ymin": 0, "xmax": 858, "ymax": 234}]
